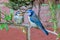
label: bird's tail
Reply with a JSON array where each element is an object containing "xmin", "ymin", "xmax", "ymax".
[
  {"xmin": 39, "ymin": 26, "xmax": 49, "ymax": 35},
  {"xmin": 37, "ymin": 21, "xmax": 49, "ymax": 35},
  {"xmin": 43, "ymin": 29, "xmax": 49, "ymax": 35}
]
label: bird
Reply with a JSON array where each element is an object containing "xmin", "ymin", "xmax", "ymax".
[
  {"xmin": 26, "ymin": 9, "xmax": 49, "ymax": 35},
  {"xmin": 14, "ymin": 11, "xmax": 24, "ymax": 24}
]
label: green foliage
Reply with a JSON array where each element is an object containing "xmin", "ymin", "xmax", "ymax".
[
  {"xmin": 4, "ymin": 14, "xmax": 12, "ymax": 21},
  {"xmin": 4, "ymin": 2, "xmax": 19, "ymax": 10},
  {"xmin": 48, "ymin": 0, "xmax": 57, "ymax": 32},
  {"xmin": 0, "ymin": 6, "xmax": 14, "ymax": 31},
  {"xmin": 4, "ymin": 24, "xmax": 9, "ymax": 31},
  {"xmin": 4, "ymin": 10, "xmax": 13, "ymax": 21},
  {"xmin": 49, "ymin": 19, "xmax": 57, "ymax": 23},
  {"xmin": 10, "ymin": 9, "xmax": 14, "ymax": 14},
  {"xmin": 0, "ymin": 24, "xmax": 9, "ymax": 31},
  {"xmin": 42, "ymin": 4, "xmax": 48, "ymax": 6},
  {"xmin": 0, "ymin": 8, "xmax": 9, "ymax": 31},
  {"xmin": 10, "ymin": 9, "xmax": 14, "ymax": 20},
  {"xmin": 57, "ymin": 33, "xmax": 60, "ymax": 38},
  {"xmin": 4, "ymin": 0, "xmax": 33, "ymax": 10},
  {"xmin": 0, "ymin": 24, "xmax": 4, "ymax": 30},
  {"xmin": 57, "ymin": 4, "xmax": 60, "ymax": 9}
]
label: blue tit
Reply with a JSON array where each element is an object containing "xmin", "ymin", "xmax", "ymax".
[
  {"xmin": 26, "ymin": 9, "xmax": 49, "ymax": 35},
  {"xmin": 14, "ymin": 11, "xmax": 24, "ymax": 24}
]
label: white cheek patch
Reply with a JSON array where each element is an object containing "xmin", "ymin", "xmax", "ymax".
[{"xmin": 28, "ymin": 13, "xmax": 31, "ymax": 16}]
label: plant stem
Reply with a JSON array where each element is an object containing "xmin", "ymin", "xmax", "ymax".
[
  {"xmin": 38, "ymin": 3, "xmax": 41, "ymax": 19},
  {"xmin": 27, "ymin": 26, "xmax": 31, "ymax": 40},
  {"xmin": 53, "ymin": 22, "xmax": 57, "ymax": 32},
  {"xmin": 48, "ymin": 0, "xmax": 57, "ymax": 32},
  {"xmin": 0, "ymin": 11, "xmax": 1, "ymax": 22}
]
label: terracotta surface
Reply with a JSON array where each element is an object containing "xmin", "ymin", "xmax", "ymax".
[{"xmin": 0, "ymin": 27, "xmax": 60, "ymax": 40}]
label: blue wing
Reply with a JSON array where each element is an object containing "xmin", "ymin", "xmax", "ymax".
[{"xmin": 30, "ymin": 15, "xmax": 45, "ymax": 29}]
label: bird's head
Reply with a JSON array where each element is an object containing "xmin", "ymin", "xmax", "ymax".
[
  {"xmin": 15, "ymin": 11, "xmax": 23, "ymax": 16},
  {"xmin": 26, "ymin": 9, "xmax": 34, "ymax": 16},
  {"xmin": 15, "ymin": 11, "xmax": 20, "ymax": 16}
]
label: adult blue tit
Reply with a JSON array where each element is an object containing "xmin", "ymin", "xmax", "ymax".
[
  {"xmin": 26, "ymin": 9, "xmax": 49, "ymax": 35},
  {"xmin": 14, "ymin": 11, "xmax": 24, "ymax": 24}
]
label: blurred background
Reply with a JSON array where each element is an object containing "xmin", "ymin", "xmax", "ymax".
[{"xmin": 0, "ymin": 0, "xmax": 60, "ymax": 40}]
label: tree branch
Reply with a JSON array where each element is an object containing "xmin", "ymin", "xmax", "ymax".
[{"xmin": 46, "ymin": 29, "xmax": 58, "ymax": 35}]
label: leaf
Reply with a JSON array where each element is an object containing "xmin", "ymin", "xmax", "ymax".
[
  {"xmin": 4, "ymin": 0, "xmax": 33, "ymax": 10},
  {"xmin": 9, "ymin": 14, "xmax": 13, "ymax": 20},
  {"xmin": 1, "ymin": 24, "xmax": 6, "ymax": 29},
  {"xmin": 49, "ymin": 19, "xmax": 53, "ymax": 22},
  {"xmin": 53, "ymin": 22, "xmax": 57, "ymax": 31},
  {"xmin": 42, "ymin": 4, "xmax": 48, "ymax": 6},
  {"xmin": 53, "ymin": 25, "xmax": 57, "ymax": 30},
  {"xmin": 0, "ymin": 24, "xmax": 8, "ymax": 30},
  {"xmin": 4, "ymin": 14, "xmax": 12, "ymax": 21},
  {"xmin": 4, "ymin": 14, "xmax": 8, "ymax": 20},
  {"xmin": 4, "ymin": 24, "xmax": 9, "ymax": 31},
  {"xmin": 57, "ymin": 4, "xmax": 60, "ymax": 9},
  {"xmin": 0, "ymin": 24, "xmax": 9, "ymax": 31},
  {"xmin": 0, "ymin": 25, "xmax": 3, "ymax": 30},
  {"xmin": 57, "ymin": 33, "xmax": 60, "ymax": 38},
  {"xmin": 10, "ymin": 9, "xmax": 14, "ymax": 14}
]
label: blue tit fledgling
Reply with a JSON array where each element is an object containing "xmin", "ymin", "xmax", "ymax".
[
  {"xmin": 14, "ymin": 11, "xmax": 24, "ymax": 24},
  {"xmin": 26, "ymin": 9, "xmax": 49, "ymax": 35}
]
